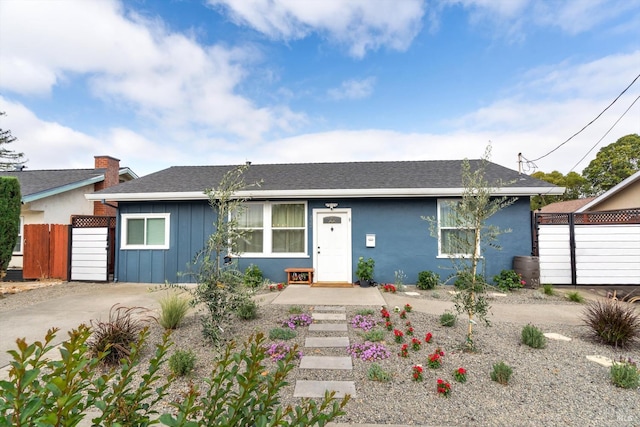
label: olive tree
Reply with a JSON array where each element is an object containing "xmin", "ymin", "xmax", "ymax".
[{"xmin": 423, "ymin": 147, "xmax": 516, "ymax": 351}]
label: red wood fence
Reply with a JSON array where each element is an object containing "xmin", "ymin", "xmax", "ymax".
[{"xmin": 23, "ymin": 224, "xmax": 70, "ymax": 280}]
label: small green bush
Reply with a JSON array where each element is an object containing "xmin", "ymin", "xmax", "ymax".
[
  {"xmin": 453, "ymin": 271, "xmax": 486, "ymax": 292},
  {"xmin": 492, "ymin": 269, "xmax": 525, "ymax": 292},
  {"xmin": 542, "ymin": 284, "xmax": 555, "ymax": 296},
  {"xmin": 439, "ymin": 312, "xmax": 457, "ymax": 327},
  {"xmin": 158, "ymin": 292, "xmax": 190, "ymax": 330},
  {"xmin": 367, "ymin": 363, "xmax": 391, "ymax": 382},
  {"xmin": 490, "ymin": 361, "xmax": 513, "ymax": 385},
  {"xmin": 236, "ymin": 298, "xmax": 259, "ymax": 320},
  {"xmin": 566, "ymin": 291, "xmax": 585, "ymax": 303},
  {"xmin": 521, "ymin": 324, "xmax": 547, "ymax": 349},
  {"xmin": 288, "ymin": 305, "xmax": 304, "ymax": 314},
  {"xmin": 169, "ymin": 350, "xmax": 196, "ymax": 377},
  {"xmin": 583, "ymin": 299, "xmax": 640, "ymax": 348},
  {"xmin": 610, "ymin": 358, "xmax": 639, "ymax": 389},
  {"xmin": 244, "ymin": 264, "xmax": 263, "ymax": 289},
  {"xmin": 417, "ymin": 271, "xmax": 439, "ymax": 290},
  {"xmin": 356, "ymin": 308, "xmax": 375, "ymax": 316},
  {"xmin": 362, "ymin": 329, "xmax": 385, "ymax": 342},
  {"xmin": 269, "ymin": 327, "xmax": 297, "ymax": 341}
]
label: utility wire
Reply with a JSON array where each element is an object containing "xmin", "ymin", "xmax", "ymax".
[{"xmin": 530, "ymin": 72, "xmax": 640, "ymax": 162}]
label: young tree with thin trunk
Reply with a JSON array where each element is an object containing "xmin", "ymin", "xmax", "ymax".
[{"xmin": 423, "ymin": 146, "xmax": 516, "ymax": 351}]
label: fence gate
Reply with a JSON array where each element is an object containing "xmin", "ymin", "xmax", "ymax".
[
  {"xmin": 70, "ymin": 216, "xmax": 115, "ymax": 282},
  {"xmin": 23, "ymin": 224, "xmax": 70, "ymax": 280}
]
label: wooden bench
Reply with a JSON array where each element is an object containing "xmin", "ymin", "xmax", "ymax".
[{"xmin": 285, "ymin": 267, "xmax": 314, "ymax": 285}]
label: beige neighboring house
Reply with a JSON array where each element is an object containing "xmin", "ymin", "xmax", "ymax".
[{"xmin": 0, "ymin": 156, "xmax": 137, "ymax": 272}]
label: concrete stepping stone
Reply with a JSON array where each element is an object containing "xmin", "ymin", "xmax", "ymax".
[
  {"xmin": 300, "ymin": 356, "xmax": 353, "ymax": 370},
  {"xmin": 404, "ymin": 291, "xmax": 420, "ymax": 296},
  {"xmin": 312, "ymin": 312, "xmax": 346, "ymax": 321},
  {"xmin": 294, "ymin": 380, "xmax": 356, "ymax": 398},
  {"xmin": 314, "ymin": 306, "xmax": 346, "ymax": 312},
  {"xmin": 305, "ymin": 336, "xmax": 350, "ymax": 348},
  {"xmin": 309, "ymin": 323, "xmax": 348, "ymax": 332},
  {"xmin": 586, "ymin": 355, "xmax": 613, "ymax": 367},
  {"xmin": 544, "ymin": 332, "xmax": 571, "ymax": 341},
  {"xmin": 488, "ymin": 292, "xmax": 507, "ymax": 297}
]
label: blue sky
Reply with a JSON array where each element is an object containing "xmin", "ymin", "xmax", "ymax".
[{"xmin": 1, "ymin": 0, "xmax": 639, "ymax": 177}]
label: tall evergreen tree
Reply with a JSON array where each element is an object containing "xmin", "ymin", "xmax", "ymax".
[{"xmin": 0, "ymin": 112, "xmax": 26, "ymax": 170}]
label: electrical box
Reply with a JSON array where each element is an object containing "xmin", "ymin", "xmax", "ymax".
[{"xmin": 366, "ymin": 234, "xmax": 376, "ymax": 248}]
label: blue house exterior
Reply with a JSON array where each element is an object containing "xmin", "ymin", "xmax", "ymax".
[{"xmin": 89, "ymin": 160, "xmax": 563, "ymax": 285}]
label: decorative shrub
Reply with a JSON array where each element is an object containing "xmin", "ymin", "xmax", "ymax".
[
  {"xmin": 521, "ymin": 324, "xmax": 547, "ymax": 349},
  {"xmin": 269, "ymin": 327, "xmax": 297, "ymax": 341},
  {"xmin": 355, "ymin": 257, "xmax": 375, "ymax": 281},
  {"xmin": 542, "ymin": 284, "xmax": 555, "ymax": 296},
  {"xmin": 356, "ymin": 308, "xmax": 375, "ymax": 316},
  {"xmin": 367, "ymin": 363, "xmax": 391, "ymax": 382},
  {"xmin": 566, "ymin": 291, "xmax": 585, "ymax": 303},
  {"xmin": 243, "ymin": 264, "xmax": 263, "ymax": 289},
  {"xmin": 362, "ymin": 329, "xmax": 385, "ymax": 342},
  {"xmin": 439, "ymin": 312, "xmax": 457, "ymax": 327},
  {"xmin": 0, "ymin": 177, "xmax": 21, "ymax": 279},
  {"xmin": 169, "ymin": 350, "xmax": 196, "ymax": 376},
  {"xmin": 288, "ymin": 305, "xmax": 303, "ymax": 314},
  {"xmin": 158, "ymin": 292, "xmax": 190, "ymax": 330},
  {"xmin": 236, "ymin": 298, "xmax": 259, "ymax": 320},
  {"xmin": 89, "ymin": 305, "xmax": 153, "ymax": 365},
  {"xmin": 610, "ymin": 357, "xmax": 639, "ymax": 389},
  {"xmin": 453, "ymin": 272, "xmax": 486, "ymax": 292},
  {"xmin": 583, "ymin": 299, "xmax": 640, "ymax": 348},
  {"xmin": 492, "ymin": 269, "xmax": 525, "ymax": 292},
  {"xmin": 417, "ymin": 271, "xmax": 439, "ymax": 290},
  {"xmin": 490, "ymin": 361, "xmax": 513, "ymax": 385}
]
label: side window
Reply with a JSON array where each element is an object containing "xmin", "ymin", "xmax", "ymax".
[
  {"xmin": 438, "ymin": 199, "xmax": 476, "ymax": 256},
  {"xmin": 121, "ymin": 213, "xmax": 170, "ymax": 249},
  {"xmin": 13, "ymin": 217, "xmax": 23, "ymax": 254}
]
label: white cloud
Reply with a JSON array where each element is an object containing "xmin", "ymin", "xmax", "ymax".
[
  {"xmin": 207, "ymin": 0, "xmax": 425, "ymax": 58},
  {"xmin": 0, "ymin": 0, "xmax": 300, "ymax": 140},
  {"xmin": 327, "ymin": 77, "xmax": 376, "ymax": 100}
]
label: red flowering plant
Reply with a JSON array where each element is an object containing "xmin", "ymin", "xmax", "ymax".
[
  {"xmin": 383, "ymin": 284, "xmax": 397, "ymax": 293},
  {"xmin": 399, "ymin": 310, "xmax": 407, "ymax": 319},
  {"xmin": 393, "ymin": 329, "xmax": 404, "ymax": 343},
  {"xmin": 269, "ymin": 283, "xmax": 286, "ymax": 291},
  {"xmin": 424, "ymin": 332, "xmax": 433, "ymax": 343},
  {"xmin": 412, "ymin": 365, "xmax": 424, "ymax": 382},
  {"xmin": 398, "ymin": 344, "xmax": 409, "ymax": 358},
  {"xmin": 427, "ymin": 348, "xmax": 445, "ymax": 369},
  {"xmin": 437, "ymin": 378, "xmax": 451, "ymax": 397},
  {"xmin": 404, "ymin": 303, "xmax": 413, "ymax": 312},
  {"xmin": 380, "ymin": 308, "xmax": 390, "ymax": 320},
  {"xmin": 406, "ymin": 326, "xmax": 414, "ymax": 336},
  {"xmin": 454, "ymin": 367, "xmax": 467, "ymax": 383},
  {"xmin": 385, "ymin": 321, "xmax": 393, "ymax": 331},
  {"xmin": 411, "ymin": 337, "xmax": 421, "ymax": 351}
]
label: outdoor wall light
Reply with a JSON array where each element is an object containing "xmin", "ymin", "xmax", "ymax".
[{"xmin": 325, "ymin": 202, "xmax": 338, "ymax": 210}]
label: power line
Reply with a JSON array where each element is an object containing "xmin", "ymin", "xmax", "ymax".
[{"xmin": 530, "ymin": 72, "xmax": 640, "ymax": 162}]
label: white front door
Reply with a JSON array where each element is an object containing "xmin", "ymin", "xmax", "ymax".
[{"xmin": 313, "ymin": 209, "xmax": 352, "ymax": 282}]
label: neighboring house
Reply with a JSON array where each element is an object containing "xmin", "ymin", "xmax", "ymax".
[
  {"xmin": 0, "ymin": 156, "xmax": 138, "ymax": 271},
  {"xmin": 535, "ymin": 170, "xmax": 640, "ymax": 286},
  {"xmin": 88, "ymin": 160, "xmax": 563, "ymax": 285}
]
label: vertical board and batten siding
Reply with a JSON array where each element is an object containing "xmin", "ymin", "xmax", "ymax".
[{"xmin": 71, "ymin": 228, "xmax": 108, "ymax": 281}]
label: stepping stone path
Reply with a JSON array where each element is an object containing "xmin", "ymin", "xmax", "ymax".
[
  {"xmin": 293, "ymin": 305, "xmax": 357, "ymax": 398},
  {"xmin": 544, "ymin": 332, "xmax": 572, "ymax": 341}
]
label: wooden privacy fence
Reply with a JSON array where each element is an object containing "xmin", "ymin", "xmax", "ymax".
[
  {"xmin": 534, "ymin": 209, "xmax": 640, "ymax": 286},
  {"xmin": 23, "ymin": 224, "xmax": 70, "ymax": 280}
]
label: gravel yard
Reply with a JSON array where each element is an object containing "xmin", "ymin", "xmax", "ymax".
[{"xmin": 1, "ymin": 283, "xmax": 639, "ymax": 426}]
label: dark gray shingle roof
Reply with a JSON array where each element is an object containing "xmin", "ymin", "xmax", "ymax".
[
  {"xmin": 0, "ymin": 169, "xmax": 105, "ymax": 197},
  {"xmin": 94, "ymin": 160, "xmax": 558, "ymax": 195}
]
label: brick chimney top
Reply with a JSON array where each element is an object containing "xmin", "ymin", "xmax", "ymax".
[
  {"xmin": 94, "ymin": 155, "xmax": 121, "ymax": 169},
  {"xmin": 93, "ymin": 155, "xmax": 121, "ymax": 216}
]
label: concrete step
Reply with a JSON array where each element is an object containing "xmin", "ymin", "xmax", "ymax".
[
  {"xmin": 314, "ymin": 305, "xmax": 346, "ymax": 312},
  {"xmin": 293, "ymin": 380, "xmax": 356, "ymax": 398},
  {"xmin": 305, "ymin": 336, "xmax": 350, "ymax": 348},
  {"xmin": 299, "ymin": 356, "xmax": 353, "ymax": 370},
  {"xmin": 312, "ymin": 312, "xmax": 347, "ymax": 321},
  {"xmin": 309, "ymin": 323, "xmax": 348, "ymax": 332}
]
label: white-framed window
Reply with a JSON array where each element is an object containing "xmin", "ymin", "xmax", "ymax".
[
  {"xmin": 13, "ymin": 217, "xmax": 23, "ymax": 254},
  {"xmin": 437, "ymin": 199, "xmax": 476, "ymax": 257},
  {"xmin": 121, "ymin": 213, "xmax": 170, "ymax": 249},
  {"xmin": 236, "ymin": 202, "xmax": 307, "ymax": 256}
]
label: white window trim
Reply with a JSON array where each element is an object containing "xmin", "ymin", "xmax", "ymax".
[
  {"xmin": 13, "ymin": 216, "xmax": 24, "ymax": 255},
  {"xmin": 121, "ymin": 213, "xmax": 170, "ymax": 250},
  {"xmin": 436, "ymin": 199, "xmax": 478, "ymax": 258},
  {"xmin": 236, "ymin": 201, "xmax": 308, "ymax": 258}
]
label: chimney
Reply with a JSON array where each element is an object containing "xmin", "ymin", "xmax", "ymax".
[{"xmin": 93, "ymin": 155, "xmax": 120, "ymax": 216}]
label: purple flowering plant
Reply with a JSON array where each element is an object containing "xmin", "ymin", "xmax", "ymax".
[
  {"xmin": 347, "ymin": 342, "xmax": 391, "ymax": 361},
  {"xmin": 282, "ymin": 313, "xmax": 313, "ymax": 329},
  {"xmin": 265, "ymin": 342, "xmax": 303, "ymax": 362},
  {"xmin": 350, "ymin": 314, "xmax": 379, "ymax": 331}
]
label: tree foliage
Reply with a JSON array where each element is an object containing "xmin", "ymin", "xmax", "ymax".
[
  {"xmin": 0, "ymin": 177, "xmax": 21, "ymax": 278},
  {"xmin": 530, "ymin": 170, "xmax": 590, "ymax": 209},
  {"xmin": 423, "ymin": 146, "xmax": 516, "ymax": 351},
  {"xmin": 0, "ymin": 112, "xmax": 26, "ymax": 171},
  {"xmin": 582, "ymin": 134, "xmax": 640, "ymax": 195}
]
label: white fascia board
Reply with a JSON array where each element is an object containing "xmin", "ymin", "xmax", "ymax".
[
  {"xmin": 119, "ymin": 167, "xmax": 139, "ymax": 180},
  {"xmin": 23, "ymin": 176, "xmax": 104, "ymax": 203},
  {"xmin": 576, "ymin": 171, "xmax": 640, "ymax": 213},
  {"xmin": 86, "ymin": 186, "xmax": 565, "ymax": 202}
]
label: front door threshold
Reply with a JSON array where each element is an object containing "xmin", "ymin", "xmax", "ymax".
[{"xmin": 310, "ymin": 282, "xmax": 354, "ymax": 288}]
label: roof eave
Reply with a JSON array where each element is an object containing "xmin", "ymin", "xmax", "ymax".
[
  {"xmin": 23, "ymin": 175, "xmax": 104, "ymax": 203},
  {"xmin": 86, "ymin": 186, "xmax": 565, "ymax": 202},
  {"xmin": 576, "ymin": 171, "xmax": 640, "ymax": 213}
]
